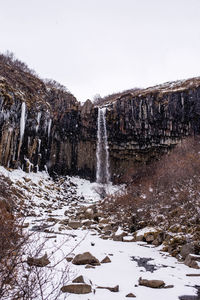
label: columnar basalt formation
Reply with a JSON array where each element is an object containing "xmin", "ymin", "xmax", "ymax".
[{"xmin": 1, "ymin": 70, "xmax": 200, "ymax": 182}]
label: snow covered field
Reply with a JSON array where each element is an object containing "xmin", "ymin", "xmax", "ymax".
[{"xmin": 0, "ymin": 167, "xmax": 199, "ymax": 300}]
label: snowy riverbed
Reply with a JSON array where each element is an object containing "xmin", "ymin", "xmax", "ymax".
[{"xmin": 0, "ymin": 167, "xmax": 199, "ymax": 300}]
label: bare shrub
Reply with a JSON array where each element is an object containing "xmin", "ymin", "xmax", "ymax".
[
  {"xmin": 100, "ymin": 136, "xmax": 200, "ymax": 230},
  {"xmin": 0, "ymin": 176, "xmax": 71, "ymax": 300}
]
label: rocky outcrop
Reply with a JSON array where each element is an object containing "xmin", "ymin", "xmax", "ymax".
[{"xmin": 1, "ymin": 63, "xmax": 200, "ymax": 182}]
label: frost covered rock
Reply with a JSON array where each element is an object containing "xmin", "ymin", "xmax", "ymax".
[
  {"xmin": 72, "ymin": 252, "xmax": 100, "ymax": 266},
  {"xmin": 135, "ymin": 227, "xmax": 159, "ymax": 242},
  {"xmin": 123, "ymin": 236, "xmax": 135, "ymax": 242},
  {"xmin": 113, "ymin": 227, "xmax": 127, "ymax": 241}
]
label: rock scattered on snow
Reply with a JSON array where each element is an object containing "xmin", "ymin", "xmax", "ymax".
[
  {"xmin": 101, "ymin": 255, "xmax": 111, "ymax": 263},
  {"xmin": 27, "ymin": 253, "xmax": 50, "ymax": 267},
  {"xmin": 68, "ymin": 220, "xmax": 82, "ymax": 229},
  {"xmin": 72, "ymin": 252, "xmax": 100, "ymax": 266},
  {"xmin": 138, "ymin": 277, "xmax": 165, "ymax": 288},
  {"xmin": 184, "ymin": 254, "xmax": 200, "ymax": 269},
  {"xmin": 126, "ymin": 293, "xmax": 136, "ymax": 297},
  {"xmin": 61, "ymin": 283, "xmax": 92, "ymax": 294},
  {"xmin": 97, "ymin": 285, "xmax": 119, "ymax": 292}
]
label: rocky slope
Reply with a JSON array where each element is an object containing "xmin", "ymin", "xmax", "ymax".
[{"xmin": 1, "ymin": 54, "xmax": 200, "ymax": 182}]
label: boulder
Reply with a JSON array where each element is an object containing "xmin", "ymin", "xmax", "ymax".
[
  {"xmin": 61, "ymin": 283, "xmax": 92, "ymax": 294},
  {"xmin": 66, "ymin": 257, "xmax": 73, "ymax": 262},
  {"xmin": 138, "ymin": 277, "xmax": 165, "ymax": 288},
  {"xmin": 72, "ymin": 275, "xmax": 85, "ymax": 283},
  {"xmin": 99, "ymin": 218, "xmax": 109, "ymax": 224},
  {"xmin": 72, "ymin": 252, "xmax": 100, "ymax": 266},
  {"xmin": 113, "ymin": 227, "xmax": 127, "ymax": 241},
  {"xmin": 184, "ymin": 254, "xmax": 200, "ymax": 269},
  {"xmin": 82, "ymin": 219, "xmax": 93, "ymax": 226},
  {"xmin": 68, "ymin": 220, "xmax": 82, "ymax": 229},
  {"xmin": 144, "ymin": 233, "xmax": 155, "ymax": 243},
  {"xmin": 27, "ymin": 253, "xmax": 50, "ymax": 267},
  {"xmin": 84, "ymin": 208, "xmax": 94, "ymax": 219},
  {"xmin": 126, "ymin": 293, "xmax": 136, "ymax": 297},
  {"xmin": 101, "ymin": 256, "xmax": 111, "ymax": 263},
  {"xmin": 97, "ymin": 285, "xmax": 119, "ymax": 292},
  {"xmin": 180, "ymin": 243, "xmax": 195, "ymax": 259},
  {"xmin": 135, "ymin": 227, "xmax": 160, "ymax": 243},
  {"xmin": 72, "ymin": 275, "xmax": 92, "ymax": 285}
]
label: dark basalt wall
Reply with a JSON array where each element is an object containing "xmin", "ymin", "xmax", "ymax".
[{"xmin": 1, "ymin": 75, "xmax": 200, "ymax": 182}]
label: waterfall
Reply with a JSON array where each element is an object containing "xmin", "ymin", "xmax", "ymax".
[
  {"xmin": 20, "ymin": 102, "xmax": 26, "ymax": 142},
  {"xmin": 96, "ymin": 107, "xmax": 110, "ymax": 184},
  {"xmin": 17, "ymin": 102, "xmax": 26, "ymax": 160},
  {"xmin": 48, "ymin": 118, "xmax": 52, "ymax": 139},
  {"xmin": 36, "ymin": 111, "xmax": 41, "ymax": 133}
]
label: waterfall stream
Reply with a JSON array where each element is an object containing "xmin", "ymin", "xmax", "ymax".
[
  {"xmin": 17, "ymin": 102, "xmax": 26, "ymax": 159},
  {"xmin": 96, "ymin": 107, "xmax": 110, "ymax": 184}
]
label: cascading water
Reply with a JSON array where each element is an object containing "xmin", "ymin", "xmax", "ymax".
[
  {"xmin": 96, "ymin": 107, "xmax": 110, "ymax": 184},
  {"xmin": 17, "ymin": 102, "xmax": 26, "ymax": 160}
]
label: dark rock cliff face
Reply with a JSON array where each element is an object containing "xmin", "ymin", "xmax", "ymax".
[{"xmin": 1, "ymin": 72, "xmax": 200, "ymax": 182}]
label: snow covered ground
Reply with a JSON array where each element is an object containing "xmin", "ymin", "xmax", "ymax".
[{"xmin": 0, "ymin": 167, "xmax": 199, "ymax": 300}]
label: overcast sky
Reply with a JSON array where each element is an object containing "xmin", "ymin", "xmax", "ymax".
[{"xmin": 0, "ymin": 0, "xmax": 200, "ymax": 101}]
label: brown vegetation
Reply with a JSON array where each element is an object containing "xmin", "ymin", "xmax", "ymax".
[
  {"xmin": 0, "ymin": 51, "xmax": 77, "ymax": 110},
  {"xmin": 0, "ymin": 175, "xmax": 70, "ymax": 299},
  {"xmin": 93, "ymin": 88, "xmax": 140, "ymax": 106},
  {"xmin": 100, "ymin": 137, "xmax": 200, "ymax": 233}
]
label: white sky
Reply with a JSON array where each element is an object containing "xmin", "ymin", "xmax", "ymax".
[{"xmin": 0, "ymin": 0, "xmax": 200, "ymax": 102}]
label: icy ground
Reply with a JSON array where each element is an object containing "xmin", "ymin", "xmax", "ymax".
[{"xmin": 0, "ymin": 167, "xmax": 199, "ymax": 300}]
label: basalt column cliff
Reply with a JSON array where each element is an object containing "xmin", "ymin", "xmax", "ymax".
[{"xmin": 1, "ymin": 56, "xmax": 200, "ymax": 182}]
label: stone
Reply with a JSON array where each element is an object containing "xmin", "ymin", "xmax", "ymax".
[
  {"xmin": 97, "ymin": 285, "xmax": 119, "ymax": 292},
  {"xmin": 27, "ymin": 253, "xmax": 50, "ymax": 267},
  {"xmin": 72, "ymin": 252, "xmax": 100, "ymax": 266},
  {"xmin": 61, "ymin": 283, "xmax": 92, "ymax": 294},
  {"xmin": 113, "ymin": 227, "xmax": 127, "ymax": 241},
  {"xmin": 59, "ymin": 219, "xmax": 69, "ymax": 225},
  {"xmin": 186, "ymin": 274, "xmax": 200, "ymax": 277},
  {"xmin": 84, "ymin": 208, "xmax": 94, "ymax": 219},
  {"xmin": 85, "ymin": 264, "xmax": 95, "ymax": 269},
  {"xmin": 138, "ymin": 277, "xmax": 165, "ymax": 288},
  {"xmin": 82, "ymin": 219, "xmax": 93, "ymax": 226},
  {"xmin": 20, "ymin": 222, "xmax": 29, "ymax": 228},
  {"xmin": 68, "ymin": 220, "xmax": 82, "ymax": 229},
  {"xmin": 144, "ymin": 233, "xmax": 155, "ymax": 243},
  {"xmin": 66, "ymin": 257, "xmax": 73, "ymax": 262},
  {"xmin": 126, "ymin": 293, "xmax": 136, "ymax": 297},
  {"xmin": 135, "ymin": 235, "xmax": 144, "ymax": 242},
  {"xmin": 184, "ymin": 254, "xmax": 200, "ymax": 269},
  {"xmin": 72, "ymin": 275, "xmax": 85, "ymax": 283},
  {"xmin": 99, "ymin": 218, "xmax": 109, "ymax": 224},
  {"xmin": 180, "ymin": 243, "xmax": 195, "ymax": 259},
  {"xmin": 101, "ymin": 256, "xmax": 111, "ymax": 263}
]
